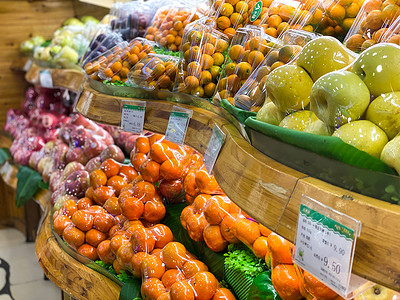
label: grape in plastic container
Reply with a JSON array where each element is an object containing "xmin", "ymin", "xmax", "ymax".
[
  {"xmin": 127, "ymin": 53, "xmax": 180, "ymax": 91},
  {"xmin": 212, "ymin": 25, "xmax": 282, "ymax": 105},
  {"xmin": 344, "ymin": 0, "xmax": 400, "ymax": 52},
  {"xmin": 257, "ymin": 0, "xmax": 320, "ymax": 38},
  {"xmin": 98, "ymin": 38, "xmax": 156, "ymax": 83},
  {"xmin": 232, "ymin": 29, "xmax": 318, "ymax": 111},
  {"xmin": 174, "ymin": 23, "xmax": 230, "ymax": 99}
]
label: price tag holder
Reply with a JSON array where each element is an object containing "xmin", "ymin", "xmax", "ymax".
[
  {"xmin": 23, "ymin": 58, "xmax": 32, "ymax": 72},
  {"xmin": 165, "ymin": 106, "xmax": 193, "ymax": 144},
  {"xmin": 120, "ymin": 100, "xmax": 146, "ymax": 134},
  {"xmin": 39, "ymin": 69, "xmax": 53, "ymax": 88},
  {"xmin": 204, "ymin": 124, "xmax": 226, "ymax": 173},
  {"xmin": 293, "ymin": 195, "xmax": 365, "ymax": 299}
]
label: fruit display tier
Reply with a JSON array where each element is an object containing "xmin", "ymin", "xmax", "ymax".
[
  {"xmin": 25, "ymin": 63, "xmax": 84, "ymax": 93},
  {"xmin": 75, "ymin": 81, "xmax": 400, "ymax": 292}
]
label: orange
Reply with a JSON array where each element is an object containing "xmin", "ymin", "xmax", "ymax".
[
  {"xmin": 141, "ymin": 254, "xmax": 166, "ymax": 280},
  {"xmin": 200, "ymin": 54, "xmax": 214, "ymax": 70},
  {"xmin": 77, "ymin": 243, "xmax": 98, "ymax": 261},
  {"xmin": 162, "ymin": 242, "xmax": 188, "ymax": 269},
  {"xmin": 235, "ymin": 1, "xmax": 249, "ymax": 13},
  {"xmin": 180, "ymin": 205, "xmax": 195, "ymax": 229},
  {"xmin": 248, "ymin": 51, "xmax": 264, "ymax": 67},
  {"xmin": 226, "ymin": 74, "xmax": 241, "ymax": 93},
  {"xmin": 382, "ymin": 4, "xmax": 400, "ymax": 23},
  {"xmin": 186, "ymin": 214, "xmax": 208, "ymax": 242},
  {"xmin": 203, "ymin": 224, "xmax": 229, "ymax": 252},
  {"xmin": 161, "ymin": 269, "xmax": 186, "ymax": 290},
  {"xmin": 93, "ymin": 186, "xmax": 115, "ymax": 206},
  {"xmin": 236, "ymin": 62, "xmax": 252, "ymax": 79},
  {"xmin": 107, "ymin": 175, "xmax": 127, "ymax": 196},
  {"xmin": 150, "ymin": 143, "xmax": 174, "ymax": 164},
  {"xmin": 140, "ymin": 160, "xmax": 161, "ymax": 183},
  {"xmin": 268, "ymin": 14, "xmax": 283, "ymax": 28},
  {"xmin": 170, "ymin": 280, "xmax": 195, "ymax": 300},
  {"xmin": 62, "ymin": 225, "xmax": 85, "ymax": 249},
  {"xmin": 86, "ymin": 228, "xmax": 107, "ymax": 247},
  {"xmin": 187, "ymin": 61, "xmax": 202, "ymax": 77},
  {"xmin": 212, "ymin": 53, "xmax": 225, "ymax": 66},
  {"xmin": 195, "ymin": 169, "xmax": 221, "ymax": 194},
  {"xmin": 131, "ymin": 152, "xmax": 148, "ymax": 172},
  {"xmin": 200, "ymin": 71, "xmax": 213, "ymax": 85},
  {"xmin": 193, "ymin": 194, "xmax": 212, "ymax": 214},
  {"xmin": 131, "ymin": 227, "xmax": 156, "ymax": 253},
  {"xmin": 217, "ymin": 16, "xmax": 231, "ymax": 30},
  {"xmin": 53, "ymin": 214, "xmax": 72, "ymax": 235},
  {"xmin": 110, "ymin": 234, "xmax": 130, "ymax": 254},
  {"xmin": 267, "ymin": 233, "xmax": 293, "ymax": 268},
  {"xmin": 120, "ymin": 196, "xmax": 144, "ymax": 220},
  {"xmin": 93, "ymin": 212, "xmax": 116, "ymax": 232},
  {"xmin": 212, "ymin": 288, "xmax": 236, "ymax": 299},
  {"xmin": 131, "ymin": 251, "xmax": 150, "ymax": 278},
  {"xmin": 328, "ymin": 3, "xmax": 346, "ymax": 21},
  {"xmin": 90, "ymin": 169, "xmax": 107, "ymax": 188},
  {"xmin": 143, "ymin": 198, "xmax": 166, "ymax": 223},
  {"xmin": 252, "ymin": 236, "xmax": 269, "ymax": 258},
  {"xmin": 202, "ymin": 43, "xmax": 215, "ymax": 56},
  {"xmin": 132, "ymin": 181, "xmax": 156, "ymax": 203},
  {"xmin": 191, "ymin": 271, "xmax": 218, "ymax": 300},
  {"xmin": 101, "ymin": 159, "xmax": 120, "ymax": 178},
  {"xmin": 72, "ymin": 210, "xmax": 93, "ymax": 232},
  {"xmin": 160, "ymin": 159, "xmax": 183, "ymax": 180},
  {"xmin": 204, "ymin": 82, "xmax": 217, "ymax": 97},
  {"xmin": 157, "ymin": 292, "xmax": 171, "ymax": 300},
  {"xmin": 136, "ymin": 136, "xmax": 151, "ymax": 154},
  {"xmin": 141, "ymin": 278, "xmax": 166, "ymax": 300},
  {"xmin": 220, "ymin": 213, "xmax": 240, "ymax": 243},
  {"xmin": 159, "ymin": 179, "xmax": 184, "ymax": 202},
  {"xmin": 62, "ymin": 199, "xmax": 78, "ymax": 218},
  {"xmin": 204, "ymin": 196, "xmax": 230, "ymax": 225},
  {"xmin": 230, "ymin": 12, "xmax": 244, "ymax": 26},
  {"xmin": 77, "ymin": 197, "xmax": 93, "ymax": 210},
  {"xmin": 181, "ymin": 260, "xmax": 209, "ymax": 278},
  {"xmin": 228, "ymin": 45, "xmax": 245, "ymax": 61},
  {"xmin": 221, "ymin": 3, "xmax": 235, "ymax": 16},
  {"xmin": 104, "ymin": 196, "xmax": 122, "ymax": 215},
  {"xmin": 234, "ymin": 217, "xmax": 261, "ymax": 246},
  {"xmin": 97, "ymin": 240, "xmax": 115, "ymax": 264},
  {"xmin": 271, "ymin": 264, "xmax": 302, "ymax": 300},
  {"xmin": 149, "ymin": 224, "xmax": 174, "ymax": 249},
  {"xmin": 185, "ymin": 76, "xmax": 200, "ymax": 90},
  {"xmin": 303, "ymin": 271, "xmax": 338, "ymax": 299},
  {"xmin": 259, "ymin": 224, "xmax": 273, "ymax": 237}
]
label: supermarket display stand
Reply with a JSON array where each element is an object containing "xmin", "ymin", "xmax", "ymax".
[{"xmin": 74, "ymin": 81, "xmax": 400, "ymax": 293}]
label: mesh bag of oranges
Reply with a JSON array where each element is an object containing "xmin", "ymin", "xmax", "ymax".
[
  {"xmin": 232, "ymin": 29, "xmax": 318, "ymax": 111},
  {"xmin": 98, "ymin": 38, "xmax": 155, "ymax": 83},
  {"xmin": 212, "ymin": 25, "xmax": 281, "ymax": 105},
  {"xmin": 344, "ymin": 0, "xmax": 400, "ymax": 52},
  {"xmin": 316, "ymin": 0, "xmax": 363, "ymax": 40},
  {"xmin": 83, "ymin": 41, "xmax": 128, "ymax": 81},
  {"xmin": 257, "ymin": 0, "xmax": 321, "ymax": 38},
  {"xmin": 144, "ymin": 1, "xmax": 208, "ymax": 52},
  {"xmin": 174, "ymin": 23, "xmax": 230, "ymax": 99},
  {"xmin": 127, "ymin": 53, "xmax": 179, "ymax": 91}
]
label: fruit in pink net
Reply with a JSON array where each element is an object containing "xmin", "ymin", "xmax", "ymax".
[
  {"xmin": 64, "ymin": 170, "xmax": 90, "ymax": 198},
  {"xmin": 66, "ymin": 147, "xmax": 89, "ymax": 165},
  {"xmin": 100, "ymin": 145, "xmax": 125, "ymax": 163}
]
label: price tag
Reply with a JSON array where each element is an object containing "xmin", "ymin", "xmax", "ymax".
[
  {"xmin": 23, "ymin": 58, "xmax": 32, "ymax": 72},
  {"xmin": 120, "ymin": 100, "xmax": 146, "ymax": 134},
  {"xmin": 294, "ymin": 195, "xmax": 362, "ymax": 298},
  {"xmin": 39, "ymin": 69, "xmax": 53, "ymax": 88},
  {"xmin": 204, "ymin": 124, "xmax": 226, "ymax": 173},
  {"xmin": 165, "ymin": 106, "xmax": 192, "ymax": 144}
]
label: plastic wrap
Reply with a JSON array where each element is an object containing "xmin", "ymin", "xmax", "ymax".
[
  {"xmin": 127, "ymin": 53, "xmax": 179, "ymax": 91},
  {"xmin": 174, "ymin": 23, "xmax": 230, "ymax": 99},
  {"xmin": 232, "ymin": 29, "xmax": 317, "ymax": 111},
  {"xmin": 98, "ymin": 38, "xmax": 155, "ymax": 83},
  {"xmin": 344, "ymin": 0, "xmax": 400, "ymax": 52},
  {"xmin": 212, "ymin": 25, "xmax": 281, "ymax": 105}
]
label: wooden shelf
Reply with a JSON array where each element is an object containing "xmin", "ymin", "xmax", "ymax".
[
  {"xmin": 35, "ymin": 191, "xmax": 121, "ymax": 300},
  {"xmin": 25, "ymin": 63, "xmax": 84, "ymax": 92},
  {"xmin": 76, "ymin": 83, "xmax": 400, "ymax": 292}
]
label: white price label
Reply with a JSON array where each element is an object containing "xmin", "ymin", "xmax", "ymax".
[
  {"xmin": 23, "ymin": 59, "xmax": 32, "ymax": 72},
  {"xmin": 294, "ymin": 197, "xmax": 361, "ymax": 298},
  {"xmin": 39, "ymin": 70, "xmax": 53, "ymax": 88},
  {"xmin": 165, "ymin": 107, "xmax": 192, "ymax": 144},
  {"xmin": 204, "ymin": 125, "xmax": 226, "ymax": 173},
  {"xmin": 121, "ymin": 101, "xmax": 146, "ymax": 134}
]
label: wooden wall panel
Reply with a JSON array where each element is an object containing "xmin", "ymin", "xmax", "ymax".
[{"xmin": 0, "ymin": 1, "xmax": 75, "ymax": 128}]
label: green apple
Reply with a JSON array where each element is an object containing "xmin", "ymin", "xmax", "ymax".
[
  {"xmin": 266, "ymin": 65, "xmax": 313, "ymax": 113},
  {"xmin": 352, "ymin": 43, "xmax": 400, "ymax": 97},
  {"xmin": 354, "ymin": 285, "xmax": 400, "ymax": 300},
  {"xmin": 279, "ymin": 110, "xmax": 331, "ymax": 135},
  {"xmin": 310, "ymin": 70, "xmax": 370, "ymax": 127},
  {"xmin": 366, "ymin": 91, "xmax": 400, "ymax": 139},
  {"xmin": 380, "ymin": 134, "xmax": 400, "ymax": 175},
  {"xmin": 296, "ymin": 36, "xmax": 355, "ymax": 82},
  {"xmin": 332, "ymin": 120, "xmax": 389, "ymax": 158},
  {"xmin": 256, "ymin": 101, "xmax": 285, "ymax": 125}
]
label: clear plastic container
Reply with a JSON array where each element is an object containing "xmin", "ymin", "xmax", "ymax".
[
  {"xmin": 127, "ymin": 53, "xmax": 180, "ymax": 91},
  {"xmin": 174, "ymin": 23, "xmax": 230, "ymax": 99}
]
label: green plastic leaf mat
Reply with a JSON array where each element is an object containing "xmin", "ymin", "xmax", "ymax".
[
  {"xmin": 221, "ymin": 99, "xmax": 257, "ymax": 124},
  {"xmin": 247, "ymin": 271, "xmax": 282, "ymax": 300},
  {"xmin": 15, "ymin": 166, "xmax": 43, "ymax": 207},
  {"xmin": 225, "ymin": 268, "xmax": 253, "ymax": 300},
  {"xmin": 246, "ymin": 117, "xmax": 400, "ymax": 203},
  {"xmin": 0, "ymin": 148, "xmax": 11, "ymax": 165},
  {"xmin": 245, "ymin": 116, "xmax": 395, "ymax": 174},
  {"xmin": 163, "ymin": 203, "xmax": 225, "ymax": 281},
  {"xmin": 119, "ymin": 278, "xmax": 142, "ymax": 300}
]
